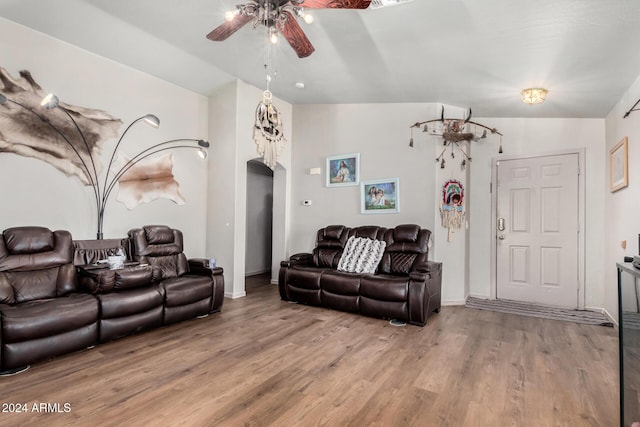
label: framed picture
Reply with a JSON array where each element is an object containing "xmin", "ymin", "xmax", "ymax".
[
  {"xmin": 610, "ymin": 137, "xmax": 629, "ymax": 192},
  {"xmin": 361, "ymin": 178, "xmax": 400, "ymax": 214},
  {"xmin": 326, "ymin": 153, "xmax": 360, "ymax": 187}
]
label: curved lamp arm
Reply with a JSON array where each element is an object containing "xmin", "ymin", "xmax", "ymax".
[
  {"xmin": 0, "ymin": 93, "xmax": 101, "ymax": 214},
  {"xmin": 102, "ymin": 113, "xmax": 159, "ymax": 206},
  {"xmin": 97, "ymin": 139, "xmax": 208, "ymax": 239},
  {"xmin": 41, "ymin": 93, "xmax": 102, "ymax": 213}
]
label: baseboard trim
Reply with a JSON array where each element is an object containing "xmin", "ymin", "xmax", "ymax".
[
  {"xmin": 245, "ymin": 270, "xmax": 271, "ymax": 277},
  {"xmin": 224, "ymin": 291, "xmax": 247, "ymax": 299},
  {"xmin": 442, "ymin": 299, "xmax": 466, "ymax": 306},
  {"xmin": 270, "ymin": 279, "xmax": 278, "ymax": 285},
  {"xmin": 466, "ymin": 293, "xmax": 491, "ymax": 301},
  {"xmin": 587, "ymin": 306, "xmax": 618, "ymax": 328}
]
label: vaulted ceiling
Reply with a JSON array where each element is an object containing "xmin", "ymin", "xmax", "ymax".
[{"xmin": 2, "ymin": 0, "xmax": 640, "ymax": 118}]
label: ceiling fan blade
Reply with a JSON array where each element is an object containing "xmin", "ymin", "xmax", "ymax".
[
  {"xmin": 299, "ymin": 0, "xmax": 372, "ymax": 9},
  {"xmin": 280, "ymin": 13, "xmax": 315, "ymax": 58},
  {"xmin": 206, "ymin": 14, "xmax": 253, "ymax": 41}
]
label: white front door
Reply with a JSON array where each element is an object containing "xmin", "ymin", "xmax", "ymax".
[{"xmin": 496, "ymin": 153, "xmax": 579, "ymax": 308}]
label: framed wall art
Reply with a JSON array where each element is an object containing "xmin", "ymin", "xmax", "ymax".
[
  {"xmin": 360, "ymin": 178, "xmax": 400, "ymax": 214},
  {"xmin": 326, "ymin": 153, "xmax": 360, "ymax": 187},
  {"xmin": 610, "ymin": 136, "xmax": 628, "ymax": 192}
]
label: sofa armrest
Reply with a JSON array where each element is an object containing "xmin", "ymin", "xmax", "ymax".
[
  {"xmin": 413, "ymin": 261, "xmax": 442, "ymax": 274},
  {"xmin": 188, "ymin": 258, "xmax": 225, "ymax": 313},
  {"xmin": 188, "ymin": 258, "xmax": 224, "ymax": 276},
  {"xmin": 408, "ymin": 261, "xmax": 442, "ymax": 326},
  {"xmin": 278, "ymin": 253, "xmax": 312, "ymax": 301},
  {"xmin": 280, "ymin": 253, "xmax": 313, "ymax": 269}
]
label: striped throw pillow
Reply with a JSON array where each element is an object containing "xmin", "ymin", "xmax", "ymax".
[{"xmin": 337, "ymin": 236, "xmax": 386, "ymax": 274}]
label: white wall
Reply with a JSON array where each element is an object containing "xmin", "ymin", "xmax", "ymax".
[
  {"xmin": 290, "ymin": 103, "xmax": 438, "ymax": 254},
  {"xmin": 0, "ymin": 17, "xmax": 209, "ymax": 257},
  {"xmin": 207, "ymin": 80, "xmax": 292, "ymax": 297},
  {"xmin": 605, "ymin": 74, "xmax": 640, "ymax": 321},
  {"xmin": 468, "ymin": 118, "xmax": 606, "ymax": 309}
]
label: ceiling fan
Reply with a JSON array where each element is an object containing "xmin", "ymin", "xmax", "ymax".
[{"xmin": 206, "ymin": 0, "xmax": 372, "ymax": 58}]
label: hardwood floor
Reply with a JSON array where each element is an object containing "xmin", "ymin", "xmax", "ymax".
[{"xmin": 1, "ymin": 275, "xmax": 618, "ymax": 426}]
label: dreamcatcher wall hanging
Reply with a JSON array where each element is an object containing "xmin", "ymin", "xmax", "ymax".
[
  {"xmin": 440, "ymin": 179, "xmax": 465, "ymax": 242},
  {"xmin": 253, "ymin": 88, "xmax": 286, "ymax": 169},
  {"xmin": 408, "ymin": 106, "xmax": 503, "ymax": 169}
]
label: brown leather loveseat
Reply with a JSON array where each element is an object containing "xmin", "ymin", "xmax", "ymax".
[
  {"xmin": 0, "ymin": 225, "xmax": 224, "ymax": 375},
  {"xmin": 279, "ymin": 224, "xmax": 442, "ymax": 326}
]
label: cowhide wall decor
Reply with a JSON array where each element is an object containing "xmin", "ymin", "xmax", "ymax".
[
  {"xmin": 113, "ymin": 152, "xmax": 186, "ymax": 210},
  {"xmin": 0, "ymin": 67, "xmax": 122, "ymax": 185}
]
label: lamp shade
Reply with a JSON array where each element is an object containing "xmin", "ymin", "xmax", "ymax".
[
  {"xmin": 40, "ymin": 93, "xmax": 60, "ymax": 109},
  {"xmin": 521, "ymin": 88, "xmax": 548, "ymax": 105},
  {"xmin": 143, "ymin": 114, "xmax": 160, "ymax": 128}
]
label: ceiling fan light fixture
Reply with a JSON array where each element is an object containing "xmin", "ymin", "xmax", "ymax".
[
  {"xmin": 521, "ymin": 87, "xmax": 548, "ymax": 105},
  {"xmin": 370, "ymin": 0, "xmax": 415, "ymax": 9},
  {"xmin": 302, "ymin": 12, "xmax": 314, "ymax": 24},
  {"xmin": 269, "ymin": 27, "xmax": 279, "ymax": 44}
]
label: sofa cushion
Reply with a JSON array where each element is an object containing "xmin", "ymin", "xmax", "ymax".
[
  {"xmin": 0, "ymin": 273, "xmax": 15, "ymax": 304},
  {"xmin": 1, "ymin": 265, "xmax": 77, "ymax": 303},
  {"xmin": 378, "ymin": 225, "xmax": 430, "ymax": 275},
  {"xmin": 312, "ymin": 225, "xmax": 349, "ymax": 268},
  {"xmin": 360, "ymin": 275, "xmax": 408, "ymax": 302},
  {"xmin": 99, "ymin": 285, "xmax": 164, "ymax": 318},
  {"xmin": 161, "ymin": 275, "xmax": 212, "ymax": 307},
  {"xmin": 337, "ymin": 237, "xmax": 386, "ymax": 274},
  {"xmin": 287, "ymin": 266, "xmax": 324, "ymax": 290},
  {"xmin": 3, "ymin": 226, "xmax": 54, "ymax": 255},
  {"xmin": 0, "ymin": 293, "xmax": 98, "ymax": 342},
  {"xmin": 79, "ymin": 266, "xmax": 159, "ymax": 293},
  {"xmin": 145, "ymin": 225, "xmax": 176, "ymax": 245},
  {"xmin": 321, "ymin": 270, "xmax": 361, "ymax": 296},
  {"xmin": 360, "ymin": 270, "xmax": 409, "ymax": 321}
]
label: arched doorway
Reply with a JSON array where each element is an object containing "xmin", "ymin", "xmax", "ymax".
[{"xmin": 245, "ymin": 159, "xmax": 274, "ymax": 291}]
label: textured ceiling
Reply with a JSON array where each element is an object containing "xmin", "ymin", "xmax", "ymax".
[{"xmin": 2, "ymin": 0, "xmax": 640, "ymax": 117}]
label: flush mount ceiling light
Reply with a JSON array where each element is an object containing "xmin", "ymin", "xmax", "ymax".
[{"xmin": 520, "ymin": 88, "xmax": 548, "ymax": 105}]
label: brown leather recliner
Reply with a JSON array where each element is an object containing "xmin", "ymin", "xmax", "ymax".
[
  {"xmin": 0, "ymin": 227, "xmax": 99, "ymax": 373},
  {"xmin": 128, "ymin": 225, "xmax": 225, "ymax": 324}
]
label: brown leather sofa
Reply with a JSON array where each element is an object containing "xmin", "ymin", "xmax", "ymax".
[
  {"xmin": 0, "ymin": 225, "xmax": 224, "ymax": 374},
  {"xmin": 279, "ymin": 224, "xmax": 442, "ymax": 326}
]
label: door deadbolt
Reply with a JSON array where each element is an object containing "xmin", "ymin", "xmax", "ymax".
[{"xmin": 497, "ymin": 217, "xmax": 505, "ymax": 231}]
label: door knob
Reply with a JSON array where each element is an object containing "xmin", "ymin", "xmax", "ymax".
[{"xmin": 498, "ymin": 234, "xmax": 505, "ymax": 240}]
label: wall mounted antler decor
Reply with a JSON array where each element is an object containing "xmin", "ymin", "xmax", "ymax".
[{"xmin": 408, "ymin": 106, "xmax": 503, "ymax": 169}]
